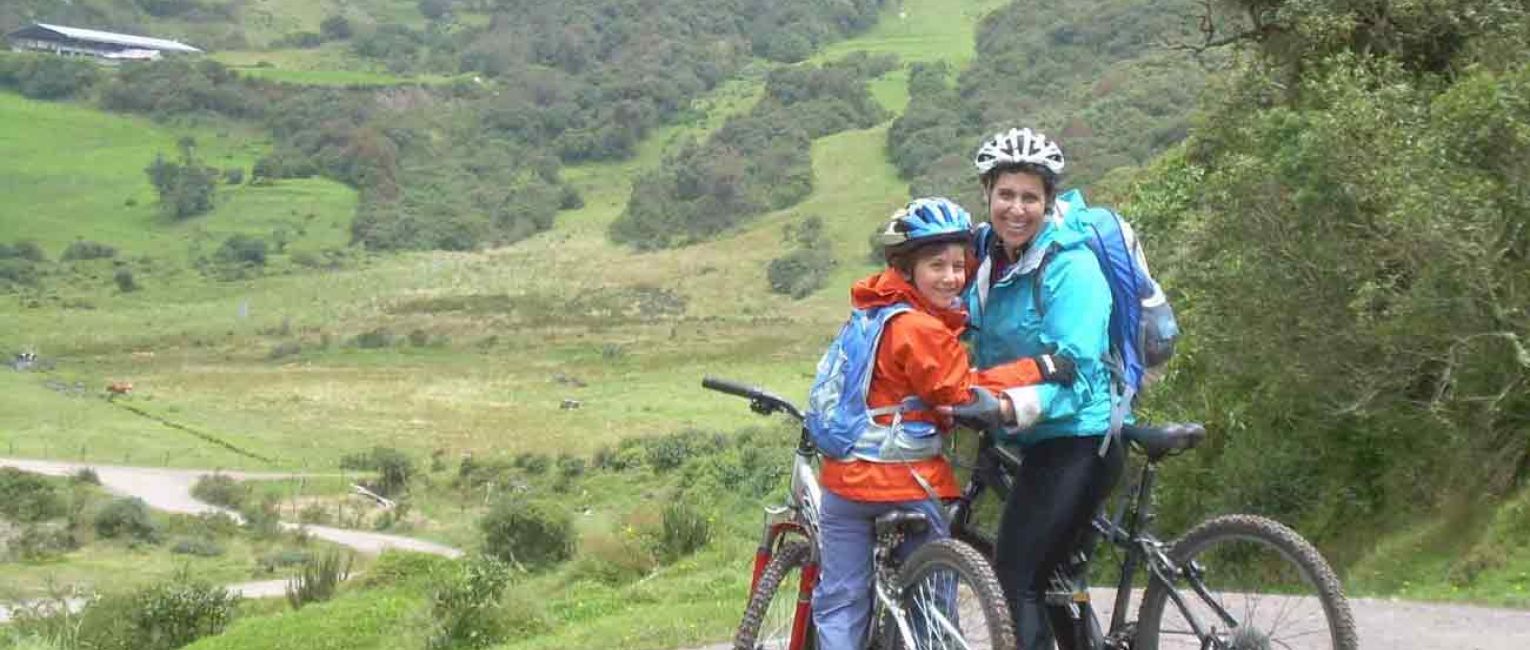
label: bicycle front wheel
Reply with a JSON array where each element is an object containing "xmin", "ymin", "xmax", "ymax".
[
  {"xmin": 885, "ymin": 538, "xmax": 1015, "ymax": 650},
  {"xmin": 736, "ymin": 541, "xmax": 815, "ymax": 650},
  {"xmin": 1136, "ymin": 514, "xmax": 1358, "ymax": 650}
]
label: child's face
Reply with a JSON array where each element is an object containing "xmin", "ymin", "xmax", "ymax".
[{"xmin": 910, "ymin": 243, "xmax": 967, "ymax": 308}]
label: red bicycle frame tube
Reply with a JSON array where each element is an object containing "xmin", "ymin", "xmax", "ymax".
[
  {"xmin": 792, "ymin": 560, "xmax": 821, "ymax": 650},
  {"xmin": 749, "ymin": 521, "xmax": 809, "ymax": 593}
]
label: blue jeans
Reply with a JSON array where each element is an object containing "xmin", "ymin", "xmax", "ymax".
[{"xmin": 812, "ymin": 489, "xmax": 947, "ymax": 650}]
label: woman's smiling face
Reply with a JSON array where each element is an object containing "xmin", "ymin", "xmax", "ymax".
[{"xmin": 986, "ymin": 170, "xmax": 1050, "ymax": 254}]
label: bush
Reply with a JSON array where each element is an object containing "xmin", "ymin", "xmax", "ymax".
[
  {"xmin": 512, "ymin": 452, "xmax": 549, "ymax": 475},
  {"xmin": 298, "ymin": 503, "xmax": 330, "ymax": 524},
  {"xmin": 224, "ymin": 167, "xmax": 245, "ymax": 185},
  {"xmin": 655, "ymin": 501, "xmax": 711, "ymax": 562},
  {"xmin": 268, "ymin": 340, "xmax": 303, "ymax": 360},
  {"xmin": 145, "ymin": 140, "xmax": 219, "ymax": 220},
  {"xmin": 339, "ymin": 446, "xmax": 415, "ymax": 497},
  {"xmin": 256, "ymin": 548, "xmax": 313, "ymax": 573},
  {"xmin": 360, "ymin": 550, "xmax": 455, "ymax": 588},
  {"xmin": 190, "ymin": 473, "xmax": 249, "ymax": 510},
  {"xmin": 373, "ymin": 447, "xmax": 415, "ymax": 497},
  {"xmin": 427, "ymin": 555, "xmax": 514, "ymax": 650},
  {"xmin": 569, "ymin": 531, "xmax": 655, "ymax": 585},
  {"xmin": 11, "ymin": 524, "xmax": 77, "ymax": 560},
  {"xmin": 0, "ymin": 467, "xmax": 65, "ymax": 522},
  {"xmin": 122, "ymin": 578, "xmax": 240, "ymax": 649},
  {"xmin": 0, "ymin": 240, "xmax": 47, "ymax": 262},
  {"xmin": 349, "ymin": 327, "xmax": 393, "ymax": 349},
  {"xmin": 214, "ymin": 234, "xmax": 267, "ymax": 266},
  {"xmin": 0, "ymin": 54, "xmax": 99, "ymax": 99},
  {"xmin": 94, "ymin": 497, "xmax": 160, "ymax": 544},
  {"xmin": 286, "ymin": 549, "xmax": 353, "ymax": 609},
  {"xmin": 479, "ymin": 499, "xmax": 574, "ymax": 571},
  {"xmin": 766, "ymin": 248, "xmax": 834, "ymax": 299},
  {"xmin": 61, "ymin": 240, "xmax": 118, "ymax": 261},
  {"xmin": 114, "ymin": 268, "xmax": 139, "ymax": 292},
  {"xmin": 171, "ymin": 537, "xmax": 225, "ymax": 557}
]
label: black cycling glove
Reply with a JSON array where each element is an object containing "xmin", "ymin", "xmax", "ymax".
[
  {"xmin": 947, "ymin": 387, "xmax": 1007, "ymax": 431},
  {"xmin": 1034, "ymin": 354, "xmax": 1077, "ymax": 385}
]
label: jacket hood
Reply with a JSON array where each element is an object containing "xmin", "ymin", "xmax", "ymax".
[{"xmin": 851, "ymin": 268, "xmax": 968, "ymax": 331}]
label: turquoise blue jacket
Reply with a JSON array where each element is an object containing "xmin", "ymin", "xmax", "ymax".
[{"xmin": 964, "ymin": 207, "xmax": 1114, "ymax": 445}]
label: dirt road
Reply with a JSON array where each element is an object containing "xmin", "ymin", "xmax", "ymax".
[{"xmin": 0, "ymin": 457, "xmax": 463, "ymax": 557}]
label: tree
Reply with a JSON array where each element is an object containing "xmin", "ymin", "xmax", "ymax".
[{"xmin": 145, "ymin": 138, "xmax": 218, "ymax": 220}]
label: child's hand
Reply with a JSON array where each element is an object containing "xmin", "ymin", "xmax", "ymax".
[{"xmin": 939, "ymin": 388, "xmax": 1008, "ymax": 430}]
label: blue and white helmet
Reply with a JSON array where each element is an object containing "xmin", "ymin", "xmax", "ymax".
[
  {"xmin": 878, "ymin": 197, "xmax": 973, "ymax": 258},
  {"xmin": 974, "ymin": 127, "xmax": 1065, "ymax": 177}
]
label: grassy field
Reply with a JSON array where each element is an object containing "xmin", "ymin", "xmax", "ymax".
[{"xmin": 0, "ymin": 93, "xmax": 356, "ymax": 258}]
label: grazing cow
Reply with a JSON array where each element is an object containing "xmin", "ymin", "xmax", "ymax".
[{"xmin": 106, "ymin": 381, "xmax": 134, "ymax": 400}]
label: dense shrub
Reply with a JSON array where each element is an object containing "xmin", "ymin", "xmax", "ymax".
[
  {"xmin": 94, "ymin": 497, "xmax": 160, "ymax": 544},
  {"xmin": 427, "ymin": 554, "xmax": 514, "ymax": 649},
  {"xmin": 360, "ymin": 549, "xmax": 455, "ymax": 588},
  {"xmin": 190, "ymin": 473, "xmax": 249, "ymax": 509},
  {"xmin": 0, "ymin": 240, "xmax": 47, "ymax": 262},
  {"xmin": 61, "ymin": 240, "xmax": 117, "ymax": 261},
  {"xmin": 170, "ymin": 537, "xmax": 225, "ymax": 557},
  {"xmin": 339, "ymin": 446, "xmax": 415, "ymax": 497},
  {"xmin": 213, "ymin": 234, "xmax": 266, "ymax": 266},
  {"xmin": 113, "ymin": 268, "xmax": 139, "ymax": 292},
  {"xmin": 122, "ymin": 578, "xmax": 240, "ymax": 649},
  {"xmin": 145, "ymin": 139, "xmax": 219, "ymax": 220},
  {"xmin": 10, "ymin": 524, "xmax": 77, "ymax": 560},
  {"xmin": 0, "ymin": 467, "xmax": 65, "ymax": 522},
  {"xmin": 480, "ymin": 499, "xmax": 574, "ymax": 570},
  {"xmin": 0, "ymin": 53, "xmax": 99, "ymax": 99},
  {"xmin": 286, "ymin": 549, "xmax": 353, "ymax": 609},
  {"xmin": 656, "ymin": 501, "xmax": 711, "ymax": 562}
]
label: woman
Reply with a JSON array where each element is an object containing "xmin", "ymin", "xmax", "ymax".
[
  {"xmin": 811, "ymin": 197, "xmax": 1065, "ymax": 650},
  {"xmin": 964, "ymin": 127, "xmax": 1126, "ymax": 650}
]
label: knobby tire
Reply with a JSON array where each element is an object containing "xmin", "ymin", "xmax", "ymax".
[
  {"xmin": 885, "ymin": 538, "xmax": 1016, "ymax": 650},
  {"xmin": 736, "ymin": 541, "xmax": 814, "ymax": 650},
  {"xmin": 1135, "ymin": 514, "xmax": 1358, "ymax": 650}
]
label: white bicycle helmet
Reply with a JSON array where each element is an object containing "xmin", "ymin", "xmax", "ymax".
[{"xmin": 973, "ymin": 127, "xmax": 1065, "ymax": 177}]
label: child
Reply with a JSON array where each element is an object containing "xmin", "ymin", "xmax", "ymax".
[{"xmin": 811, "ymin": 197, "xmax": 1075, "ymax": 650}]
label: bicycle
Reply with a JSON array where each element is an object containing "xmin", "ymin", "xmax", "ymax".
[
  {"xmin": 946, "ymin": 422, "xmax": 1359, "ymax": 649},
  {"xmin": 702, "ymin": 377, "xmax": 1016, "ymax": 650}
]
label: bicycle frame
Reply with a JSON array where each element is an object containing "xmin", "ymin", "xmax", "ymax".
[{"xmin": 950, "ymin": 433, "xmax": 1243, "ymax": 649}]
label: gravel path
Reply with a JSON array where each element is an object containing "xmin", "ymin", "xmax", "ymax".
[
  {"xmin": 0, "ymin": 456, "xmax": 464, "ymax": 622},
  {"xmin": 0, "ymin": 457, "xmax": 462, "ymax": 557},
  {"xmin": 688, "ymin": 587, "xmax": 1530, "ymax": 650}
]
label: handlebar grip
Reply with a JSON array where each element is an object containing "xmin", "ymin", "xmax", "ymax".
[{"xmin": 702, "ymin": 376, "xmax": 759, "ymax": 399}]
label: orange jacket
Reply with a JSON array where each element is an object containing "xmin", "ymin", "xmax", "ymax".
[{"xmin": 821, "ymin": 269, "xmax": 1046, "ymax": 502}]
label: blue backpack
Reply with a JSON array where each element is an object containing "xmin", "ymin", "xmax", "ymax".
[
  {"xmin": 806, "ymin": 303, "xmax": 940, "ymax": 461},
  {"xmin": 1038, "ymin": 190, "xmax": 1179, "ymax": 438}
]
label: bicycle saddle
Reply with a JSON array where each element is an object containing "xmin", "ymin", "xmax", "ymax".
[
  {"xmin": 874, "ymin": 511, "xmax": 930, "ymax": 537},
  {"xmin": 1122, "ymin": 422, "xmax": 1206, "ymax": 461}
]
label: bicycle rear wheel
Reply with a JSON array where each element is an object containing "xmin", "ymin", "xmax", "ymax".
[
  {"xmin": 736, "ymin": 541, "xmax": 816, "ymax": 650},
  {"xmin": 884, "ymin": 538, "xmax": 1015, "ymax": 650},
  {"xmin": 1136, "ymin": 514, "xmax": 1358, "ymax": 650}
]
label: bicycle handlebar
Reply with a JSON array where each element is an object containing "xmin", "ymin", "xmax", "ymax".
[{"xmin": 701, "ymin": 376, "xmax": 805, "ymax": 423}]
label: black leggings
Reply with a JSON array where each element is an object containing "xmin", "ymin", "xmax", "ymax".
[{"xmin": 992, "ymin": 434, "xmax": 1125, "ymax": 650}]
